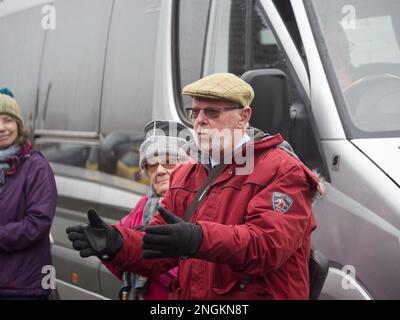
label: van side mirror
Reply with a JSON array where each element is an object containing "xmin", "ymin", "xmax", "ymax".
[{"xmin": 241, "ymin": 69, "xmax": 290, "ymax": 139}]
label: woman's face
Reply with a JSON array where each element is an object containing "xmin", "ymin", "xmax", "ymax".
[
  {"xmin": 0, "ymin": 114, "xmax": 18, "ymax": 149},
  {"xmin": 145, "ymin": 155, "xmax": 181, "ymax": 196}
]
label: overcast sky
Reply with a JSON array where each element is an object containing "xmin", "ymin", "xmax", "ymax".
[{"xmin": 0, "ymin": 0, "xmax": 53, "ymax": 17}]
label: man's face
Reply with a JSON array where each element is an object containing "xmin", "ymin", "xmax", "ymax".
[{"xmin": 191, "ymin": 97, "xmax": 251, "ymax": 157}]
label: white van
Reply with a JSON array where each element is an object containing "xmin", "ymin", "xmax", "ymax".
[{"xmin": 0, "ymin": 0, "xmax": 399, "ymax": 299}]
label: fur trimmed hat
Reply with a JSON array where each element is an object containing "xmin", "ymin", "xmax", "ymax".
[{"xmin": 139, "ymin": 120, "xmax": 193, "ymax": 170}]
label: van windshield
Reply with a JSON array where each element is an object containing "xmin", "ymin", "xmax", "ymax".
[{"xmin": 308, "ymin": 0, "xmax": 400, "ymax": 138}]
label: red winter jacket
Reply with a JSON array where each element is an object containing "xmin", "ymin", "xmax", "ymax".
[
  {"xmin": 104, "ymin": 195, "xmax": 177, "ymax": 300},
  {"xmin": 111, "ymin": 133, "xmax": 320, "ymax": 300}
]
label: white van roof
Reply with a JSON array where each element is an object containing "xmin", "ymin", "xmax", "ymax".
[{"xmin": 0, "ymin": 0, "xmax": 52, "ymax": 17}]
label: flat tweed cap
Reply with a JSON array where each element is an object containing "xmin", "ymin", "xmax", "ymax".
[{"xmin": 182, "ymin": 73, "xmax": 254, "ymax": 108}]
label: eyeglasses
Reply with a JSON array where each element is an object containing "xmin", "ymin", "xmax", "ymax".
[
  {"xmin": 145, "ymin": 162, "xmax": 178, "ymax": 175},
  {"xmin": 186, "ymin": 106, "xmax": 243, "ymax": 120},
  {"xmin": 0, "ymin": 117, "xmax": 16, "ymax": 128},
  {"xmin": 145, "ymin": 157, "xmax": 179, "ymax": 175}
]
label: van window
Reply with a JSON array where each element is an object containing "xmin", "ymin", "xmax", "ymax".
[
  {"xmin": 346, "ymin": 15, "xmax": 400, "ymax": 67},
  {"xmin": 311, "ymin": 0, "xmax": 400, "ymax": 137},
  {"xmin": 176, "ymin": 0, "xmax": 283, "ymax": 115},
  {"xmin": 99, "ymin": 0, "xmax": 161, "ymax": 186},
  {"xmin": 34, "ymin": 0, "xmax": 154, "ymax": 193},
  {"xmin": 252, "ymin": 4, "xmax": 283, "ymax": 70},
  {"xmin": 37, "ymin": 0, "xmax": 113, "ymax": 132},
  {"xmin": 176, "ymin": 0, "xmax": 329, "ymax": 178},
  {"xmin": 0, "ymin": 6, "xmax": 45, "ymax": 126},
  {"xmin": 97, "ymin": 131, "xmax": 148, "ymax": 186},
  {"xmin": 177, "ymin": 0, "xmax": 212, "ymax": 114},
  {"xmin": 37, "ymin": 139, "xmax": 150, "ymax": 190}
]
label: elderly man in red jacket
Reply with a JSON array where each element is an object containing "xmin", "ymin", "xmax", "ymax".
[{"xmin": 67, "ymin": 73, "xmax": 321, "ymax": 300}]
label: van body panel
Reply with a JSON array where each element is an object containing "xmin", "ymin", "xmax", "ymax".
[
  {"xmin": 352, "ymin": 138, "xmax": 400, "ymax": 186},
  {"xmin": 55, "ymin": 175, "xmax": 142, "ymax": 212},
  {"xmin": 290, "ymin": 0, "xmax": 346, "ymax": 140},
  {"xmin": 101, "ymin": 0, "xmax": 160, "ymax": 134},
  {"xmin": 50, "ymin": 166, "xmax": 145, "ymax": 299},
  {"xmin": 0, "ymin": 0, "xmax": 51, "ymax": 17},
  {"xmin": 0, "ymin": 4, "xmax": 47, "ymax": 124},
  {"xmin": 152, "ymin": 0, "xmax": 180, "ymax": 123},
  {"xmin": 36, "ymin": 0, "xmax": 113, "ymax": 132},
  {"xmin": 313, "ymin": 139, "xmax": 400, "ymax": 299},
  {"xmin": 51, "ymin": 244, "xmax": 102, "ymax": 298},
  {"xmin": 55, "ymin": 279, "xmax": 109, "ymax": 300}
]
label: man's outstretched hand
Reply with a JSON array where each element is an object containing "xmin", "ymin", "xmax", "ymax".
[
  {"xmin": 66, "ymin": 208, "xmax": 123, "ymax": 260},
  {"xmin": 142, "ymin": 207, "xmax": 203, "ymax": 259}
]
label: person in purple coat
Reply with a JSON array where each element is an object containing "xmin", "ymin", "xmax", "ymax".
[{"xmin": 0, "ymin": 88, "xmax": 57, "ymax": 300}]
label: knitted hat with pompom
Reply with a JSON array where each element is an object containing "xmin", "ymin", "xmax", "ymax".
[{"xmin": 0, "ymin": 88, "xmax": 24, "ymax": 125}]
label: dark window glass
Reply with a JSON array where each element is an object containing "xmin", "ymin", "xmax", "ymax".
[
  {"xmin": 37, "ymin": 138, "xmax": 150, "ymax": 189},
  {"xmin": 176, "ymin": 0, "xmax": 284, "ymax": 117},
  {"xmin": 175, "ymin": 0, "xmax": 328, "ymax": 177},
  {"xmin": 177, "ymin": 0, "xmax": 212, "ymax": 112},
  {"xmin": 252, "ymin": 4, "xmax": 284, "ymax": 70},
  {"xmin": 228, "ymin": 0, "xmax": 247, "ymax": 75}
]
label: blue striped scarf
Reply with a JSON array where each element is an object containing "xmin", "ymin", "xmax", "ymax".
[{"xmin": 0, "ymin": 144, "xmax": 20, "ymax": 186}]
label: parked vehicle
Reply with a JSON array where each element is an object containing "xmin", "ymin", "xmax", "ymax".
[{"xmin": 1, "ymin": 0, "xmax": 399, "ymax": 299}]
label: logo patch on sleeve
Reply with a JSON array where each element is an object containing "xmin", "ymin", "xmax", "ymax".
[{"xmin": 272, "ymin": 192, "xmax": 293, "ymax": 214}]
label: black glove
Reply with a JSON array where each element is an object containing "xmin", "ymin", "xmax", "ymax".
[
  {"xmin": 142, "ymin": 207, "xmax": 203, "ymax": 259},
  {"xmin": 66, "ymin": 208, "xmax": 123, "ymax": 260}
]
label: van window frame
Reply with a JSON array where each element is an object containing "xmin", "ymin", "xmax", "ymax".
[
  {"xmin": 256, "ymin": 0, "xmax": 330, "ymax": 180},
  {"xmin": 304, "ymin": 0, "xmax": 400, "ymax": 139},
  {"xmin": 173, "ymin": 0, "xmax": 311, "ymax": 122},
  {"xmin": 172, "ymin": 0, "xmax": 212, "ymax": 128},
  {"xmin": 172, "ymin": 0, "xmax": 330, "ymax": 180}
]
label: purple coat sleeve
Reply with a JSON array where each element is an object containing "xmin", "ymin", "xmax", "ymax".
[{"xmin": 0, "ymin": 155, "xmax": 57, "ymax": 252}]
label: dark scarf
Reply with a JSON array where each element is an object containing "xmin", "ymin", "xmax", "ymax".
[{"xmin": 121, "ymin": 187, "xmax": 161, "ymax": 300}]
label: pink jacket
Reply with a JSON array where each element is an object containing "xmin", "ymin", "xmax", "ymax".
[{"xmin": 105, "ymin": 195, "xmax": 177, "ymax": 300}]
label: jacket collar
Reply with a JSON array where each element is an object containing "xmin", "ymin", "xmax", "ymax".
[{"xmin": 186, "ymin": 126, "xmax": 286, "ymax": 172}]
